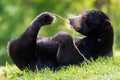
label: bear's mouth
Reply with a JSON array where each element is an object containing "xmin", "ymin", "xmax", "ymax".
[{"xmin": 69, "ymin": 16, "xmax": 82, "ymax": 32}]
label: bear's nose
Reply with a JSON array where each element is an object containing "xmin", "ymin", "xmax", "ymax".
[{"xmin": 69, "ymin": 18, "xmax": 74, "ymax": 25}]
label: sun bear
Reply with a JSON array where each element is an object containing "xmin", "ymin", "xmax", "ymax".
[
  {"xmin": 69, "ymin": 10, "xmax": 114, "ymax": 59},
  {"xmin": 8, "ymin": 10, "xmax": 114, "ymax": 71}
]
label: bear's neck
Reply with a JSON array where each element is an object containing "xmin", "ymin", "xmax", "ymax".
[{"xmin": 87, "ymin": 26, "xmax": 114, "ymax": 42}]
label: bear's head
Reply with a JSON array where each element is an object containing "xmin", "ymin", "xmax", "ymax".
[{"xmin": 69, "ymin": 10, "xmax": 111, "ymax": 37}]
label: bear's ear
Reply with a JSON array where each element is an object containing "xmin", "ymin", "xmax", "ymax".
[
  {"xmin": 105, "ymin": 19, "xmax": 111, "ymax": 26},
  {"xmin": 103, "ymin": 19, "xmax": 112, "ymax": 27}
]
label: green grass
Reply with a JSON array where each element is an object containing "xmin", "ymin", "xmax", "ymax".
[{"xmin": 0, "ymin": 56, "xmax": 120, "ymax": 80}]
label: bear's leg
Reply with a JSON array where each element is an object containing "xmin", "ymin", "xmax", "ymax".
[{"xmin": 8, "ymin": 12, "xmax": 55, "ymax": 70}]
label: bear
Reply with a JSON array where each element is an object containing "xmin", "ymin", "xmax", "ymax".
[
  {"xmin": 8, "ymin": 12, "xmax": 58, "ymax": 70},
  {"xmin": 7, "ymin": 10, "xmax": 114, "ymax": 71},
  {"xmin": 54, "ymin": 10, "xmax": 114, "ymax": 66},
  {"xmin": 7, "ymin": 12, "xmax": 79, "ymax": 71},
  {"xmin": 69, "ymin": 10, "xmax": 114, "ymax": 60}
]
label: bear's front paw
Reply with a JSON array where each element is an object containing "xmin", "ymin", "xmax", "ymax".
[{"xmin": 35, "ymin": 12, "xmax": 56, "ymax": 26}]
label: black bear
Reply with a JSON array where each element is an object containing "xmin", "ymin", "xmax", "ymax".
[
  {"xmin": 69, "ymin": 10, "xmax": 114, "ymax": 60},
  {"xmin": 8, "ymin": 10, "xmax": 114, "ymax": 71},
  {"xmin": 8, "ymin": 12, "xmax": 60, "ymax": 70}
]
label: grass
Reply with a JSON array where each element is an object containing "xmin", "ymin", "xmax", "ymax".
[
  {"xmin": 0, "ymin": 51, "xmax": 120, "ymax": 80},
  {"xmin": 0, "ymin": 57, "xmax": 120, "ymax": 80}
]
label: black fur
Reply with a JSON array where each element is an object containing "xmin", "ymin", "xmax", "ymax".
[
  {"xmin": 52, "ymin": 32, "xmax": 84, "ymax": 66},
  {"xmin": 69, "ymin": 10, "xmax": 114, "ymax": 60},
  {"xmin": 8, "ymin": 10, "xmax": 114, "ymax": 71},
  {"xmin": 8, "ymin": 12, "xmax": 59, "ymax": 70}
]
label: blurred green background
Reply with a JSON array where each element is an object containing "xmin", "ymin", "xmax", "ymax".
[{"xmin": 0, "ymin": 0, "xmax": 120, "ymax": 66}]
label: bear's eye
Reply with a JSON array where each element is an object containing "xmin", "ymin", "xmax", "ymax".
[
  {"xmin": 81, "ymin": 16, "xmax": 86, "ymax": 20},
  {"xmin": 44, "ymin": 15, "xmax": 50, "ymax": 18}
]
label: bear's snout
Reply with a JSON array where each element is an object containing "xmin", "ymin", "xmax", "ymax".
[{"xmin": 69, "ymin": 18, "xmax": 74, "ymax": 26}]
